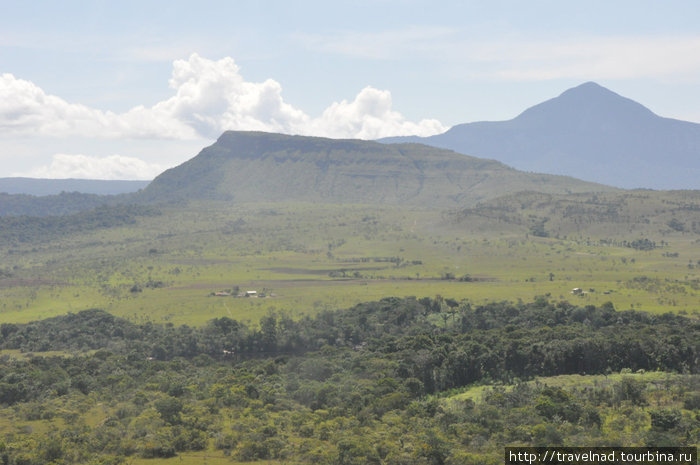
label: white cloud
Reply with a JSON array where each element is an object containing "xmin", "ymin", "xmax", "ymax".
[
  {"xmin": 310, "ymin": 86, "xmax": 446, "ymax": 139},
  {"xmin": 153, "ymin": 54, "xmax": 311, "ymax": 138},
  {"xmin": 0, "ymin": 73, "xmax": 196, "ymax": 139},
  {"xmin": 0, "ymin": 54, "xmax": 446, "ymax": 141},
  {"xmin": 20, "ymin": 154, "xmax": 164, "ymax": 180}
]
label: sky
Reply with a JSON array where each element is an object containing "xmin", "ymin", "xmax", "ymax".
[{"xmin": 2, "ymin": 0, "xmax": 700, "ymax": 180}]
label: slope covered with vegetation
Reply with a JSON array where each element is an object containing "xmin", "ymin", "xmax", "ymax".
[
  {"xmin": 453, "ymin": 190, "xmax": 700, "ymax": 238},
  {"xmin": 0, "ymin": 297, "xmax": 697, "ymax": 464},
  {"xmin": 0, "ymin": 132, "xmax": 697, "ymax": 464},
  {"xmin": 0, "ymin": 192, "xmax": 133, "ymax": 217},
  {"xmin": 0, "ymin": 204, "xmax": 160, "ymax": 244},
  {"xmin": 137, "ymin": 131, "xmax": 614, "ymax": 206}
]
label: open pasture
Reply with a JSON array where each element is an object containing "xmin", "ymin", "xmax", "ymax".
[{"xmin": 1, "ymin": 198, "xmax": 699, "ymax": 326}]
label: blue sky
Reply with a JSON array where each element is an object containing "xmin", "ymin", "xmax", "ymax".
[{"xmin": 2, "ymin": 0, "xmax": 700, "ymax": 179}]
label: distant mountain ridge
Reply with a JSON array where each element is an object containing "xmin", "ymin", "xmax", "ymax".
[
  {"xmin": 137, "ymin": 131, "xmax": 615, "ymax": 207},
  {"xmin": 0, "ymin": 178, "xmax": 149, "ymax": 196},
  {"xmin": 380, "ymin": 82, "xmax": 700, "ymax": 189},
  {"xmin": 0, "ymin": 178, "xmax": 148, "ymax": 216}
]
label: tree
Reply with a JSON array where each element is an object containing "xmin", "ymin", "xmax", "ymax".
[
  {"xmin": 650, "ymin": 409, "xmax": 681, "ymax": 431},
  {"xmin": 260, "ymin": 315, "xmax": 277, "ymax": 353},
  {"xmin": 155, "ymin": 396, "xmax": 183, "ymax": 425}
]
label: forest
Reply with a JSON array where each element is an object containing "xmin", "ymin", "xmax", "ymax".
[
  {"xmin": 0, "ymin": 297, "xmax": 697, "ymax": 464},
  {"xmin": 0, "ymin": 204, "xmax": 160, "ymax": 245}
]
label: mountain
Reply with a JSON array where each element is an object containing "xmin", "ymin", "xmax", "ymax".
[
  {"xmin": 380, "ymin": 82, "xmax": 700, "ymax": 189},
  {"xmin": 137, "ymin": 131, "xmax": 615, "ymax": 207},
  {"xmin": 0, "ymin": 178, "xmax": 150, "ymax": 195}
]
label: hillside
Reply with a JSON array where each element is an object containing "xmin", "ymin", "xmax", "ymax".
[
  {"xmin": 381, "ymin": 82, "xmax": 700, "ymax": 190},
  {"xmin": 451, "ymin": 189, "xmax": 700, "ymax": 238},
  {"xmin": 0, "ymin": 299, "xmax": 696, "ymax": 463},
  {"xmin": 0, "ymin": 179, "xmax": 145, "ymax": 217},
  {"xmin": 137, "ymin": 131, "xmax": 614, "ymax": 207},
  {"xmin": 0, "ymin": 191, "xmax": 137, "ymax": 217}
]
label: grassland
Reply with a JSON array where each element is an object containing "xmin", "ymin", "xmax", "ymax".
[
  {"xmin": 446, "ymin": 371, "xmax": 678, "ymax": 405},
  {"xmin": 1, "ymin": 195, "xmax": 699, "ymax": 327}
]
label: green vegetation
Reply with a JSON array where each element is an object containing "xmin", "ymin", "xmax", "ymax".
[
  {"xmin": 137, "ymin": 132, "xmax": 615, "ymax": 206},
  {"xmin": 0, "ymin": 191, "xmax": 133, "ymax": 217},
  {"xmin": 0, "ymin": 133, "xmax": 698, "ymax": 463},
  {"xmin": 0, "ymin": 298, "xmax": 697, "ymax": 464},
  {"xmin": 0, "ymin": 204, "xmax": 159, "ymax": 244},
  {"xmin": 2, "ymin": 193, "xmax": 700, "ymax": 326}
]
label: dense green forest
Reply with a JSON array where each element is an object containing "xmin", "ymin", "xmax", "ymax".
[
  {"xmin": 0, "ymin": 204, "xmax": 160, "ymax": 245},
  {"xmin": 0, "ymin": 192, "xmax": 132, "ymax": 218},
  {"xmin": 0, "ymin": 297, "xmax": 697, "ymax": 464}
]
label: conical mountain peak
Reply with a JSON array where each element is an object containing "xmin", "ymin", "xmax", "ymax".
[
  {"xmin": 380, "ymin": 82, "xmax": 700, "ymax": 189},
  {"xmin": 515, "ymin": 82, "xmax": 656, "ymax": 125}
]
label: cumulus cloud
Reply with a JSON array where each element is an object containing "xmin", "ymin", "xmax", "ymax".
[
  {"xmin": 20, "ymin": 154, "xmax": 164, "ymax": 180},
  {"xmin": 310, "ymin": 86, "xmax": 446, "ymax": 139},
  {"xmin": 0, "ymin": 54, "xmax": 446, "ymax": 141},
  {"xmin": 0, "ymin": 73, "xmax": 195, "ymax": 139},
  {"xmin": 153, "ymin": 54, "xmax": 311, "ymax": 138}
]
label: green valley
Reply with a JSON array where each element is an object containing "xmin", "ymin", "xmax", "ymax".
[
  {"xmin": 0, "ymin": 132, "xmax": 697, "ymax": 464},
  {"xmin": 2, "ymin": 193, "xmax": 700, "ymax": 326}
]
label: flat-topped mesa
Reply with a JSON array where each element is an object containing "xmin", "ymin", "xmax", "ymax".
[{"xmin": 137, "ymin": 130, "xmax": 615, "ymax": 206}]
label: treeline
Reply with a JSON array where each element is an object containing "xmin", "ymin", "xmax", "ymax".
[
  {"xmin": 0, "ymin": 297, "xmax": 697, "ymax": 464},
  {"xmin": 0, "ymin": 204, "xmax": 160, "ymax": 245},
  {"xmin": 2, "ymin": 297, "xmax": 697, "ymax": 395},
  {"xmin": 0, "ymin": 191, "xmax": 122, "ymax": 217}
]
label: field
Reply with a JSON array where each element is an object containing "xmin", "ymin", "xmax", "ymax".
[
  {"xmin": 1, "ymin": 196, "xmax": 699, "ymax": 327},
  {"xmin": 446, "ymin": 371, "xmax": 678, "ymax": 404}
]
